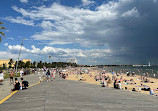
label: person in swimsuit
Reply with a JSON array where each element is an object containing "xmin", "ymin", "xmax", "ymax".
[{"xmin": 10, "ymin": 71, "xmax": 14, "ymax": 85}]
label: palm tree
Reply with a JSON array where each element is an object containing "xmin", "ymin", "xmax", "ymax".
[
  {"xmin": 0, "ymin": 22, "xmax": 6, "ymax": 42},
  {"xmin": 8, "ymin": 58, "xmax": 14, "ymax": 68}
]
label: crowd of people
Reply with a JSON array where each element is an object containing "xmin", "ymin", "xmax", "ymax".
[
  {"xmin": 105, "ymin": 70, "xmax": 157, "ymax": 96},
  {"xmin": 45, "ymin": 69, "xmax": 56, "ymax": 82},
  {"xmin": 1, "ymin": 67, "xmax": 158, "ymax": 97},
  {"xmin": 11, "ymin": 77, "xmax": 29, "ymax": 92},
  {"xmin": 9, "ymin": 69, "xmax": 29, "ymax": 92},
  {"xmin": 63, "ymin": 67, "xmax": 158, "ymax": 97},
  {"xmin": 0, "ymin": 69, "xmax": 30, "ymax": 93}
]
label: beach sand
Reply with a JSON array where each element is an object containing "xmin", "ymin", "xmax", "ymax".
[{"xmin": 66, "ymin": 68, "xmax": 158, "ymax": 95}]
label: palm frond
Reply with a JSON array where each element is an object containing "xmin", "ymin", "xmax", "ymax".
[
  {"xmin": 0, "ymin": 32, "xmax": 5, "ymax": 37},
  {"xmin": 0, "ymin": 26, "xmax": 6, "ymax": 30},
  {"xmin": 0, "ymin": 22, "xmax": 4, "ymax": 25},
  {"xmin": 0, "ymin": 22, "xmax": 6, "ymax": 42}
]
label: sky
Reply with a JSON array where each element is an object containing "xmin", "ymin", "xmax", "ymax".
[{"xmin": 0, "ymin": 0, "xmax": 158, "ymax": 65}]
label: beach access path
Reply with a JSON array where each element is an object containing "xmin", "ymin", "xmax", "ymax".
[{"xmin": 0, "ymin": 76, "xmax": 158, "ymax": 111}]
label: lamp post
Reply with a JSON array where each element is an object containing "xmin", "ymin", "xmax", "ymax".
[
  {"xmin": 36, "ymin": 53, "xmax": 40, "ymax": 70},
  {"xmin": 15, "ymin": 39, "xmax": 25, "ymax": 76},
  {"xmin": 48, "ymin": 55, "xmax": 52, "ymax": 68}
]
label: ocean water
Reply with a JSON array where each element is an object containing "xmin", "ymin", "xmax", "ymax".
[{"xmin": 102, "ymin": 66, "xmax": 158, "ymax": 78}]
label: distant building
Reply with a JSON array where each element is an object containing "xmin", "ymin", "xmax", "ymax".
[
  {"xmin": 22, "ymin": 59, "xmax": 31, "ymax": 63},
  {"xmin": 133, "ymin": 62, "xmax": 151, "ymax": 67},
  {"xmin": 148, "ymin": 62, "xmax": 151, "ymax": 67},
  {"xmin": 0, "ymin": 59, "xmax": 31, "ymax": 68},
  {"xmin": 0, "ymin": 59, "xmax": 14, "ymax": 68},
  {"xmin": 133, "ymin": 65, "xmax": 148, "ymax": 67}
]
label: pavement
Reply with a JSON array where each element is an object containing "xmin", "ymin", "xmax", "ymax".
[
  {"xmin": 0, "ymin": 75, "xmax": 158, "ymax": 111},
  {"xmin": 0, "ymin": 72, "xmax": 43, "ymax": 101}
]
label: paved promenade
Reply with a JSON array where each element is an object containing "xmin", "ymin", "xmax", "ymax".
[
  {"xmin": 0, "ymin": 72, "xmax": 42, "ymax": 100},
  {"xmin": 0, "ymin": 76, "xmax": 158, "ymax": 111}
]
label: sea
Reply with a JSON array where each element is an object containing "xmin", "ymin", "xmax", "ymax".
[{"xmin": 101, "ymin": 66, "xmax": 158, "ymax": 78}]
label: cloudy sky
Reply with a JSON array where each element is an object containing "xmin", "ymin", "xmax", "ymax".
[{"xmin": 0, "ymin": 0, "xmax": 158, "ymax": 65}]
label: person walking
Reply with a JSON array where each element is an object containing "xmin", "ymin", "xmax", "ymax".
[
  {"xmin": 38, "ymin": 72, "xmax": 42, "ymax": 82},
  {"xmin": 46, "ymin": 69, "xmax": 51, "ymax": 82},
  {"xmin": 20, "ymin": 69, "xmax": 24, "ymax": 78},
  {"xmin": 0, "ymin": 71, "xmax": 4, "ymax": 85},
  {"xmin": 10, "ymin": 71, "xmax": 14, "ymax": 85}
]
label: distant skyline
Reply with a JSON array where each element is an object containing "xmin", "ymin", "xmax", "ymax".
[{"xmin": 0, "ymin": 0, "xmax": 158, "ymax": 65}]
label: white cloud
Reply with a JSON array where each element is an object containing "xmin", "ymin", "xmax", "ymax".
[
  {"xmin": 153, "ymin": 0, "xmax": 157, "ymax": 3},
  {"xmin": 4, "ymin": 44, "xmax": 112, "ymax": 64},
  {"xmin": 39, "ymin": 21, "xmax": 54, "ymax": 30},
  {"xmin": 0, "ymin": 51, "xmax": 19, "ymax": 60},
  {"xmin": 8, "ymin": 44, "xmax": 30, "ymax": 53},
  {"xmin": 122, "ymin": 7, "xmax": 140, "ymax": 18},
  {"xmin": 7, "ymin": 37, "xmax": 14, "ymax": 40},
  {"xmin": 4, "ymin": 16, "xmax": 34, "ymax": 26},
  {"xmin": 4, "ymin": 43, "xmax": 8, "ymax": 46},
  {"xmin": 81, "ymin": 0, "xmax": 95, "ymax": 7},
  {"xmin": 11, "ymin": 3, "xmax": 117, "ymax": 45},
  {"xmin": 6, "ymin": 0, "xmax": 158, "ymax": 64},
  {"xmin": 19, "ymin": 0, "xmax": 28, "ymax": 3},
  {"xmin": 30, "ymin": 45, "xmax": 41, "ymax": 54}
]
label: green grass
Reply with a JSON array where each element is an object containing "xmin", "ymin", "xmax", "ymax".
[{"xmin": 4, "ymin": 73, "xmax": 20, "ymax": 79}]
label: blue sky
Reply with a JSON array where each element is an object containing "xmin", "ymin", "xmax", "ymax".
[{"xmin": 0, "ymin": 0, "xmax": 158, "ymax": 65}]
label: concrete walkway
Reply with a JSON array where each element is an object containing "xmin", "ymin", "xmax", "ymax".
[
  {"xmin": 0, "ymin": 77, "xmax": 158, "ymax": 111},
  {"xmin": 0, "ymin": 72, "xmax": 43, "ymax": 100}
]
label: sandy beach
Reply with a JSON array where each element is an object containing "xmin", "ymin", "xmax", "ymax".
[{"xmin": 66, "ymin": 67, "xmax": 158, "ymax": 95}]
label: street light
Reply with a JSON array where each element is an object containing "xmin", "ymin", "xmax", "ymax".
[
  {"xmin": 36, "ymin": 53, "xmax": 40, "ymax": 70},
  {"xmin": 15, "ymin": 39, "xmax": 25, "ymax": 76}
]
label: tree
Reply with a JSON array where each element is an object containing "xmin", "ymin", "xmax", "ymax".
[
  {"xmin": 0, "ymin": 22, "xmax": 6, "ymax": 42},
  {"xmin": 31, "ymin": 61, "xmax": 36, "ymax": 68},
  {"xmin": 18, "ymin": 60, "xmax": 25, "ymax": 68},
  {"xmin": 8, "ymin": 58, "xmax": 14, "ymax": 68},
  {"xmin": 37, "ymin": 61, "xmax": 43, "ymax": 68},
  {"xmin": 3, "ymin": 63, "xmax": 6, "ymax": 69},
  {"xmin": 25, "ymin": 61, "xmax": 31, "ymax": 68},
  {"xmin": 14, "ymin": 61, "xmax": 17, "ymax": 69}
]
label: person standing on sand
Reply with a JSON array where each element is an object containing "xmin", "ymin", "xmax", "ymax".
[
  {"xmin": 117, "ymin": 81, "xmax": 122, "ymax": 89},
  {"xmin": 114, "ymin": 78, "xmax": 118, "ymax": 89},
  {"xmin": 146, "ymin": 72, "xmax": 149, "ymax": 77},
  {"xmin": 153, "ymin": 74, "xmax": 155, "ymax": 77},
  {"xmin": 10, "ymin": 71, "xmax": 14, "ymax": 85}
]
